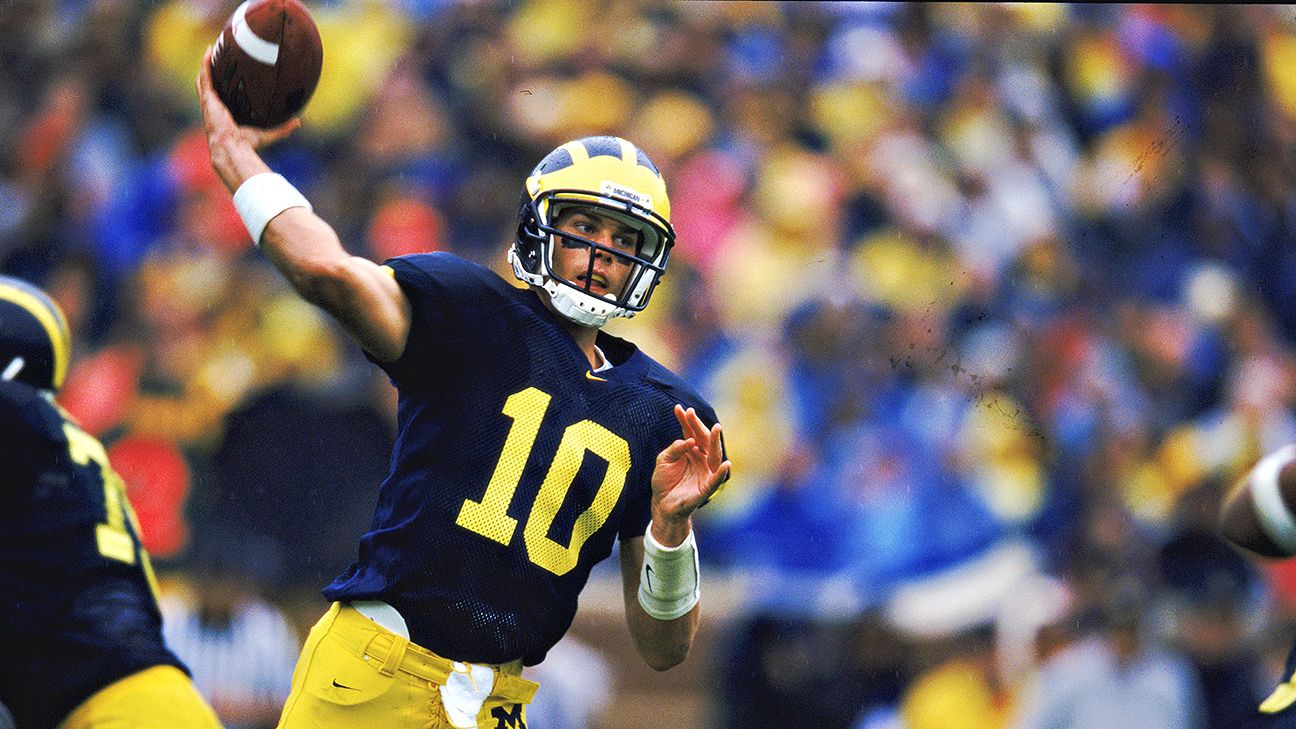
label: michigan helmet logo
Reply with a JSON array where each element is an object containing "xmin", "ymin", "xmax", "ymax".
[
  {"xmin": 511, "ymin": 136, "xmax": 676, "ymax": 327},
  {"xmin": 0, "ymin": 276, "xmax": 72, "ymax": 392}
]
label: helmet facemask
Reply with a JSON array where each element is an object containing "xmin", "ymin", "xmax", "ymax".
[
  {"xmin": 510, "ymin": 136, "xmax": 676, "ymax": 328},
  {"xmin": 513, "ymin": 189, "xmax": 674, "ymax": 327}
]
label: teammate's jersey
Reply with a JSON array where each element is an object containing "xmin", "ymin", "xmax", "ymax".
[
  {"xmin": 0, "ymin": 380, "xmax": 185, "ymax": 729},
  {"xmin": 323, "ymin": 252, "xmax": 721, "ymax": 666}
]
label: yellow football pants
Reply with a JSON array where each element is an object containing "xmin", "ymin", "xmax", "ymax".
[
  {"xmin": 276, "ymin": 603, "xmax": 538, "ymax": 729},
  {"xmin": 58, "ymin": 664, "xmax": 222, "ymax": 729}
]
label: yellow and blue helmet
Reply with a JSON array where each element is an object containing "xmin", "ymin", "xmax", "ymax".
[
  {"xmin": 510, "ymin": 136, "xmax": 675, "ymax": 327},
  {"xmin": 0, "ymin": 275, "xmax": 71, "ymax": 392}
]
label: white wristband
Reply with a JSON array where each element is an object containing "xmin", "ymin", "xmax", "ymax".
[
  {"xmin": 638, "ymin": 525, "xmax": 700, "ymax": 621},
  {"xmin": 232, "ymin": 172, "xmax": 312, "ymax": 247},
  {"xmin": 1251, "ymin": 445, "xmax": 1296, "ymax": 554}
]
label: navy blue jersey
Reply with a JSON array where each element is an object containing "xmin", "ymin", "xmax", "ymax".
[
  {"xmin": 0, "ymin": 380, "xmax": 185, "ymax": 729},
  {"xmin": 323, "ymin": 252, "xmax": 721, "ymax": 665}
]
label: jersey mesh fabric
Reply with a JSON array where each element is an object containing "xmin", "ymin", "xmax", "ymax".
[
  {"xmin": 323, "ymin": 253, "xmax": 720, "ymax": 665},
  {"xmin": 0, "ymin": 381, "xmax": 186, "ymax": 729}
]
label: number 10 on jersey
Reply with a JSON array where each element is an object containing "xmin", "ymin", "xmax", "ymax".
[{"xmin": 456, "ymin": 387, "xmax": 631, "ymax": 576}]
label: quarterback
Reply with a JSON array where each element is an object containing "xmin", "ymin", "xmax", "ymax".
[
  {"xmin": 0, "ymin": 276, "xmax": 221, "ymax": 729},
  {"xmin": 198, "ymin": 51, "xmax": 730, "ymax": 729}
]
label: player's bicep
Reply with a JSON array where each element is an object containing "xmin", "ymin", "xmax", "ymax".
[
  {"xmin": 256, "ymin": 207, "xmax": 406, "ymax": 360},
  {"xmin": 336, "ymin": 260, "xmax": 412, "ymax": 363},
  {"xmin": 260, "ymin": 208, "xmax": 412, "ymax": 361},
  {"xmin": 300, "ymin": 253, "xmax": 411, "ymax": 363}
]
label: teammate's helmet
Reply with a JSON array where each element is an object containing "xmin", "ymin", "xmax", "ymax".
[
  {"xmin": 0, "ymin": 276, "xmax": 71, "ymax": 392},
  {"xmin": 511, "ymin": 136, "xmax": 675, "ymax": 327}
]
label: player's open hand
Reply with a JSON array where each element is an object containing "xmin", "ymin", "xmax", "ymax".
[
  {"xmin": 649, "ymin": 405, "xmax": 730, "ymax": 546},
  {"xmin": 196, "ymin": 47, "xmax": 299, "ymax": 191}
]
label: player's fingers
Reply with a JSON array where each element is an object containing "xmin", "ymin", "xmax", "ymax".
[
  {"xmin": 257, "ymin": 117, "xmax": 301, "ymax": 146},
  {"xmin": 704, "ymin": 461, "xmax": 732, "ymax": 494},
  {"xmin": 673, "ymin": 404, "xmax": 689, "ymax": 433},
  {"xmin": 706, "ymin": 423, "xmax": 724, "ymax": 470},
  {"xmin": 683, "ymin": 407, "xmax": 708, "ymax": 445},
  {"xmin": 196, "ymin": 49, "xmax": 211, "ymax": 108},
  {"xmin": 196, "ymin": 48, "xmax": 235, "ymax": 130},
  {"xmin": 197, "ymin": 47, "xmax": 216, "ymax": 99},
  {"xmin": 658, "ymin": 437, "xmax": 694, "ymax": 464},
  {"xmin": 695, "ymin": 414, "xmax": 714, "ymax": 448}
]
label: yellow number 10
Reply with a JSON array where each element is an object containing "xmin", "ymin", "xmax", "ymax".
[
  {"xmin": 64, "ymin": 422, "xmax": 161, "ymax": 600},
  {"xmin": 456, "ymin": 387, "xmax": 631, "ymax": 575}
]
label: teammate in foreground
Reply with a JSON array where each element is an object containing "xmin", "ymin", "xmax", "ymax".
[
  {"xmin": 0, "ymin": 276, "xmax": 222, "ymax": 729},
  {"xmin": 198, "ymin": 52, "xmax": 730, "ymax": 729}
]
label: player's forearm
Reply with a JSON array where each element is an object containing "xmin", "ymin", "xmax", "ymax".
[
  {"xmin": 207, "ymin": 127, "xmax": 273, "ymax": 194},
  {"xmin": 626, "ymin": 599, "xmax": 698, "ymax": 671},
  {"xmin": 619, "ymin": 537, "xmax": 700, "ymax": 670},
  {"xmin": 259, "ymin": 207, "xmax": 351, "ymax": 298},
  {"xmin": 203, "ymin": 107, "xmax": 411, "ymax": 362},
  {"xmin": 203, "ymin": 116, "xmax": 351, "ymax": 304}
]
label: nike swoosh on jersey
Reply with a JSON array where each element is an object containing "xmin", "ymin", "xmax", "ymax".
[
  {"xmin": 585, "ymin": 371, "xmax": 607, "ymax": 382},
  {"xmin": 332, "ymin": 679, "xmax": 359, "ymax": 690}
]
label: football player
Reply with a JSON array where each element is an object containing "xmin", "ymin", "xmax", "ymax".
[
  {"xmin": 0, "ymin": 276, "xmax": 222, "ymax": 729},
  {"xmin": 197, "ymin": 52, "xmax": 730, "ymax": 729}
]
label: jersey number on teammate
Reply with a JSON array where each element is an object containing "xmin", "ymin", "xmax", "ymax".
[
  {"xmin": 456, "ymin": 387, "xmax": 631, "ymax": 575},
  {"xmin": 64, "ymin": 421, "xmax": 161, "ymax": 598}
]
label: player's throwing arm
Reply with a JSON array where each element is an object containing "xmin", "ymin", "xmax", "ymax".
[{"xmin": 199, "ymin": 19, "xmax": 732, "ymax": 721}]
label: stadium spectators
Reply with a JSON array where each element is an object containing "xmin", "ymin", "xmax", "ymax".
[{"xmin": 6, "ymin": 2, "xmax": 1296, "ymax": 726}]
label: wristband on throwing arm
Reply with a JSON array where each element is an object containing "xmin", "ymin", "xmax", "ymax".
[
  {"xmin": 637, "ymin": 525, "xmax": 700, "ymax": 620},
  {"xmin": 233, "ymin": 172, "xmax": 312, "ymax": 247}
]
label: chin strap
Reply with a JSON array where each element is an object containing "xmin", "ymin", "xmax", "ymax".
[{"xmin": 545, "ymin": 281, "xmax": 618, "ymax": 327}]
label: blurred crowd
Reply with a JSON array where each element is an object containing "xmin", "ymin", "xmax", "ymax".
[{"xmin": 6, "ymin": 1, "xmax": 1296, "ymax": 727}]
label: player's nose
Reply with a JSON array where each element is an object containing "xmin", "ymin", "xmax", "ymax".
[{"xmin": 591, "ymin": 236, "xmax": 615, "ymax": 262}]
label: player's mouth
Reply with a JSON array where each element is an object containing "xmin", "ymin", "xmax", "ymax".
[{"xmin": 578, "ymin": 273, "xmax": 610, "ymax": 293}]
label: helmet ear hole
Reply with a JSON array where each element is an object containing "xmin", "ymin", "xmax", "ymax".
[{"xmin": 515, "ymin": 196, "xmax": 549, "ymax": 275}]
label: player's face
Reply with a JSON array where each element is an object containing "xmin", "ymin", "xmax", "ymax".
[{"xmin": 550, "ymin": 206, "xmax": 639, "ymax": 300}]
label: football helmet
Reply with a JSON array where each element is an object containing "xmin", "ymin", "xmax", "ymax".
[
  {"xmin": 0, "ymin": 275, "xmax": 71, "ymax": 392},
  {"xmin": 511, "ymin": 136, "xmax": 675, "ymax": 327}
]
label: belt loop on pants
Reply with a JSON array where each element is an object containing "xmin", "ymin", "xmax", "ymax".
[
  {"xmin": 378, "ymin": 633, "xmax": 409, "ymax": 677},
  {"xmin": 342, "ymin": 604, "xmax": 538, "ymax": 704}
]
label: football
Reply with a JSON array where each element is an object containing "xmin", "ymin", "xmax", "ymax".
[
  {"xmin": 1219, "ymin": 445, "xmax": 1296, "ymax": 558},
  {"xmin": 209, "ymin": 0, "xmax": 323, "ymax": 128}
]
